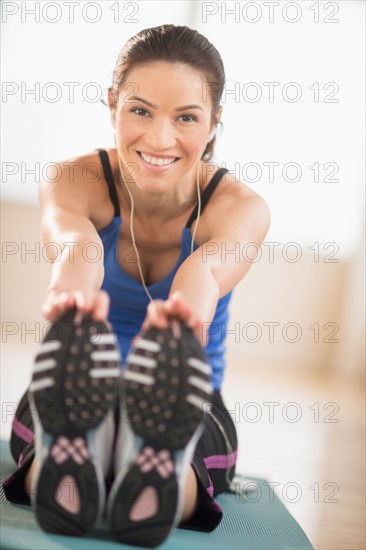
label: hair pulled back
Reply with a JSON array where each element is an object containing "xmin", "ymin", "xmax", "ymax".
[{"xmin": 109, "ymin": 24, "xmax": 225, "ymax": 161}]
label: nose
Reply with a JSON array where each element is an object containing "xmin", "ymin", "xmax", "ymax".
[{"xmin": 145, "ymin": 118, "xmax": 176, "ymax": 151}]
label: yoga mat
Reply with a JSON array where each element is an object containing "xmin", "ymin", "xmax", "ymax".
[{"xmin": 0, "ymin": 439, "xmax": 314, "ymax": 550}]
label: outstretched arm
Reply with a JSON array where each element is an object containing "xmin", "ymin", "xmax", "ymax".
[
  {"xmin": 39, "ymin": 161, "xmax": 109, "ymax": 321},
  {"xmin": 142, "ymin": 195, "xmax": 271, "ymax": 344}
]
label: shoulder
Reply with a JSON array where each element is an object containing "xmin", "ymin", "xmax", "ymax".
[
  {"xmin": 198, "ymin": 166, "xmax": 270, "ymax": 243},
  {"xmin": 38, "ymin": 148, "xmax": 114, "ymax": 226}
]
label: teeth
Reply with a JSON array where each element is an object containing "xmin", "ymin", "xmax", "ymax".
[{"xmin": 140, "ymin": 152, "xmax": 176, "ymax": 166}]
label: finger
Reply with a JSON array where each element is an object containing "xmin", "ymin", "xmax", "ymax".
[
  {"xmin": 42, "ymin": 292, "xmax": 64, "ymax": 320},
  {"xmin": 74, "ymin": 290, "xmax": 88, "ymax": 311},
  {"xmin": 168, "ymin": 293, "xmax": 184, "ymax": 310},
  {"xmin": 151, "ymin": 307, "xmax": 169, "ymax": 328},
  {"xmin": 164, "ymin": 295, "xmax": 187, "ymax": 316},
  {"xmin": 187, "ymin": 312, "xmax": 198, "ymax": 329},
  {"xmin": 194, "ymin": 320, "xmax": 204, "ymax": 345},
  {"xmin": 141, "ymin": 319, "xmax": 151, "ymax": 333},
  {"xmin": 147, "ymin": 299, "xmax": 165, "ymax": 311},
  {"xmin": 163, "ymin": 299, "xmax": 172, "ymax": 311},
  {"xmin": 86, "ymin": 292, "xmax": 98, "ymax": 313},
  {"xmin": 170, "ymin": 292, "xmax": 193, "ymax": 316},
  {"xmin": 168, "ymin": 301, "xmax": 195, "ymax": 326},
  {"xmin": 42, "ymin": 291, "xmax": 80, "ymax": 321},
  {"xmin": 170, "ymin": 291, "xmax": 183, "ymax": 302},
  {"xmin": 147, "ymin": 301, "xmax": 169, "ymax": 328},
  {"xmin": 42, "ymin": 301, "xmax": 65, "ymax": 321},
  {"xmin": 170, "ymin": 318, "xmax": 182, "ymax": 338},
  {"xmin": 42, "ymin": 302, "xmax": 55, "ymax": 321},
  {"xmin": 92, "ymin": 291, "xmax": 110, "ymax": 321}
]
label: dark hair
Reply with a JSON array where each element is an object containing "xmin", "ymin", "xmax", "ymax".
[{"xmin": 108, "ymin": 24, "xmax": 225, "ymax": 161}]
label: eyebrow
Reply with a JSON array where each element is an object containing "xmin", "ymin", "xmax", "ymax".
[{"xmin": 129, "ymin": 95, "xmax": 204, "ymax": 112}]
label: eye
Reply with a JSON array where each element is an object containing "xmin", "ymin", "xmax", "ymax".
[
  {"xmin": 130, "ymin": 108, "xmax": 149, "ymax": 116},
  {"xmin": 180, "ymin": 113, "xmax": 198, "ymax": 123}
]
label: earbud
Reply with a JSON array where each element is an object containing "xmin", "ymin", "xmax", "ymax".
[{"xmin": 207, "ymin": 127, "xmax": 217, "ymax": 142}]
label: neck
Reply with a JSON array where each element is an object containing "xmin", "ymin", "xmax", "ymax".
[{"xmin": 117, "ymin": 161, "xmax": 205, "ymax": 223}]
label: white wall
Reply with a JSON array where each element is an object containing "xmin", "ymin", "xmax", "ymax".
[
  {"xmin": 193, "ymin": 0, "xmax": 364, "ymax": 258},
  {"xmin": 1, "ymin": 1, "xmax": 196, "ymax": 202}
]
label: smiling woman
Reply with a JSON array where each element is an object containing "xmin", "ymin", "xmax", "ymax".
[
  {"xmin": 107, "ymin": 60, "xmax": 220, "ymax": 220},
  {"xmin": 3, "ymin": 24, "xmax": 270, "ymax": 549},
  {"xmin": 108, "ymin": 24, "xmax": 224, "ymax": 164}
]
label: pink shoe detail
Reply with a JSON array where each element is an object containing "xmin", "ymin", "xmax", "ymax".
[
  {"xmin": 137, "ymin": 448, "xmax": 174, "ymax": 479},
  {"xmin": 55, "ymin": 475, "xmax": 81, "ymax": 514},
  {"xmin": 51, "ymin": 437, "xmax": 89, "ymax": 465},
  {"xmin": 129, "ymin": 486, "xmax": 158, "ymax": 521}
]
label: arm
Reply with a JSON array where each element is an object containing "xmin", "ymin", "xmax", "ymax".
[
  {"xmin": 39, "ymin": 161, "xmax": 109, "ymax": 321},
  {"xmin": 142, "ymin": 195, "xmax": 271, "ymax": 344}
]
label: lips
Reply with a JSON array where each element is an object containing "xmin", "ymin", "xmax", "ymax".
[
  {"xmin": 137, "ymin": 151, "xmax": 179, "ymax": 166},
  {"xmin": 136, "ymin": 151, "xmax": 180, "ymax": 173}
]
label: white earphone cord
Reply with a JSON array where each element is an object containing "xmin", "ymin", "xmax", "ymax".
[{"xmin": 117, "ymin": 156, "xmax": 202, "ymax": 304}]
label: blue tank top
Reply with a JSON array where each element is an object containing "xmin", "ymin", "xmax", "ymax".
[{"xmin": 95, "ymin": 149, "xmax": 233, "ymax": 391}]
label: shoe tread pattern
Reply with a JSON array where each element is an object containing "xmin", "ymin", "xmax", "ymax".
[
  {"xmin": 110, "ymin": 320, "xmax": 213, "ymax": 547},
  {"xmin": 29, "ymin": 307, "xmax": 121, "ymax": 536}
]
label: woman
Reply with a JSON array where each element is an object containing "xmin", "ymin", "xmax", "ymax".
[{"xmin": 3, "ymin": 25, "xmax": 270, "ymax": 547}]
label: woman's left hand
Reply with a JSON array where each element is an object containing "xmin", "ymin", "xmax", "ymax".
[{"xmin": 140, "ymin": 291, "xmax": 204, "ymax": 345}]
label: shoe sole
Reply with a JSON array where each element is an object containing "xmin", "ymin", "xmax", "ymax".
[
  {"xmin": 28, "ymin": 308, "xmax": 121, "ymax": 536},
  {"xmin": 108, "ymin": 320, "xmax": 213, "ymax": 548}
]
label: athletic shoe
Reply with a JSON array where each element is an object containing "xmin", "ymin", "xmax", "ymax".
[
  {"xmin": 107, "ymin": 318, "xmax": 213, "ymax": 548},
  {"xmin": 28, "ymin": 307, "xmax": 121, "ymax": 536}
]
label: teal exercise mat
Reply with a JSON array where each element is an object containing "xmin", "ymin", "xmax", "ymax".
[{"xmin": 0, "ymin": 439, "xmax": 314, "ymax": 550}]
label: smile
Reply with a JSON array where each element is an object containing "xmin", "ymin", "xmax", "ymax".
[{"xmin": 137, "ymin": 151, "xmax": 179, "ymax": 166}]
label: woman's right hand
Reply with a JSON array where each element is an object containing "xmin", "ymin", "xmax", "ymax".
[{"xmin": 42, "ymin": 289, "xmax": 110, "ymax": 322}]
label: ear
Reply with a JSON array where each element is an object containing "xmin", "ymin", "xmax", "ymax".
[
  {"xmin": 208, "ymin": 105, "xmax": 223, "ymax": 140},
  {"xmin": 215, "ymin": 104, "xmax": 223, "ymax": 128},
  {"xmin": 207, "ymin": 128, "xmax": 216, "ymax": 142},
  {"xmin": 108, "ymin": 87, "xmax": 117, "ymax": 129}
]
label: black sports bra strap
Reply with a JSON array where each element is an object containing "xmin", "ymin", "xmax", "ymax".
[
  {"xmin": 96, "ymin": 148, "xmax": 120, "ymax": 217},
  {"xmin": 185, "ymin": 167, "xmax": 229, "ymax": 228}
]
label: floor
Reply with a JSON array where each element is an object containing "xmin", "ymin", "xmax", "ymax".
[{"xmin": 1, "ymin": 338, "xmax": 365, "ymax": 550}]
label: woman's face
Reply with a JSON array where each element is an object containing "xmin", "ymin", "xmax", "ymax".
[{"xmin": 110, "ymin": 61, "xmax": 219, "ymax": 193}]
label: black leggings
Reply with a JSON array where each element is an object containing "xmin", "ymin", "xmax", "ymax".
[{"xmin": 3, "ymin": 387, "xmax": 238, "ymax": 532}]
